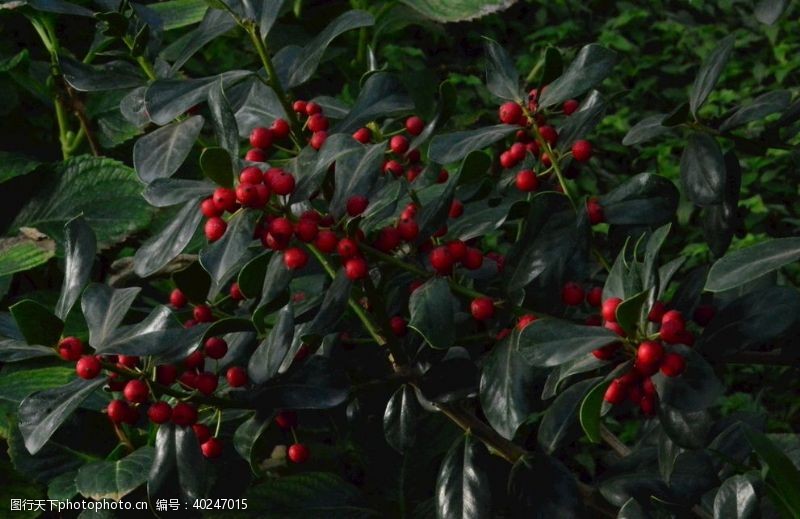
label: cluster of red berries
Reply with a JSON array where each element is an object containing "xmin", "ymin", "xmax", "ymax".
[
  {"xmin": 428, "ymin": 238, "xmax": 487, "ymax": 275},
  {"xmin": 273, "ymin": 410, "xmax": 309, "ymax": 464},
  {"xmin": 291, "ymin": 100, "xmax": 329, "ymax": 150},
  {"xmin": 353, "ymin": 116, "xmax": 432, "ymax": 183}
]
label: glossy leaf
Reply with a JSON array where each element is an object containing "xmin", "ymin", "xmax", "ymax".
[
  {"xmin": 207, "ymin": 79, "xmax": 239, "ymax": 159},
  {"xmin": 0, "ymin": 338, "xmax": 54, "ymax": 362},
  {"xmin": 428, "ymin": 124, "xmax": 517, "ymax": 164},
  {"xmin": 516, "ymin": 319, "xmax": 619, "ymax": 367},
  {"xmin": 81, "ymin": 284, "xmax": 140, "ymax": 347},
  {"xmin": 233, "ymin": 412, "xmax": 271, "ymax": 469},
  {"xmin": 754, "ymin": 0, "xmax": 789, "ymax": 25},
  {"xmin": 538, "ymin": 44, "xmax": 617, "ymax": 108},
  {"xmin": 18, "ymin": 377, "xmax": 106, "ymax": 455},
  {"xmin": 400, "ymin": 0, "xmax": 515, "ymax": 22},
  {"xmin": 702, "ymin": 151, "xmax": 742, "ymax": 257},
  {"xmin": 259, "ymin": 0, "xmax": 284, "ymax": 38},
  {"xmin": 720, "ymin": 90, "xmax": 791, "ymax": 131},
  {"xmin": 680, "ymin": 133, "xmax": 726, "ymax": 207},
  {"xmin": 652, "ymin": 345, "xmax": 722, "ymax": 412},
  {"xmin": 256, "ymin": 252, "xmax": 293, "ymax": 311},
  {"xmin": 409, "ymin": 277, "xmax": 455, "ymax": 350},
  {"xmin": 0, "ymin": 235, "xmax": 55, "ymax": 278},
  {"xmin": 175, "ymin": 425, "xmax": 206, "ymax": 502},
  {"xmin": 538, "ymin": 377, "xmax": 599, "ymax": 453},
  {"xmin": 705, "ymin": 237, "xmax": 800, "ymax": 292},
  {"xmin": 600, "ymin": 173, "xmax": 679, "ymax": 226},
  {"xmin": 0, "ymin": 367, "xmax": 74, "ymax": 403},
  {"xmin": 9, "ymin": 300, "xmax": 63, "ymax": 347},
  {"xmin": 199, "ymin": 209, "xmax": 258, "ymax": 286},
  {"xmin": 556, "ymin": 90, "xmax": 607, "ymax": 148},
  {"xmin": 0, "ymin": 151, "xmax": 41, "ymax": 184},
  {"xmin": 336, "ymin": 73, "xmax": 414, "ymax": 133},
  {"xmin": 435, "ymin": 435, "xmax": 491, "ymax": 519},
  {"xmin": 248, "ymin": 304, "xmax": 294, "ymax": 384},
  {"xmin": 622, "ymin": 113, "xmax": 669, "ymax": 146},
  {"xmin": 713, "ymin": 474, "xmax": 758, "ymax": 519},
  {"xmin": 60, "ymin": 57, "xmax": 143, "ymax": 92},
  {"xmin": 483, "ymin": 37, "xmax": 522, "ymax": 102},
  {"xmin": 55, "ymin": 217, "xmax": 96, "ymax": 320},
  {"xmin": 290, "ymin": 134, "xmax": 360, "ymax": 203},
  {"xmin": 508, "ymin": 454, "xmax": 585, "ymax": 517},
  {"xmin": 76, "ymin": 447, "xmax": 154, "ymax": 501},
  {"xmin": 615, "ymin": 290, "xmax": 648, "ymax": 337},
  {"xmin": 233, "ymin": 77, "xmax": 287, "ymax": 138},
  {"xmin": 133, "ymin": 116, "xmax": 204, "ymax": 184},
  {"xmin": 331, "ymin": 142, "xmax": 387, "ymax": 217},
  {"xmin": 144, "ymin": 70, "xmax": 250, "ymax": 125},
  {"xmin": 690, "ymin": 35, "xmax": 735, "ymax": 116},
  {"xmin": 134, "ymin": 200, "xmax": 203, "ymax": 278},
  {"xmin": 579, "ymin": 379, "xmax": 610, "ymax": 444},
  {"xmin": 254, "ymin": 356, "xmax": 349, "ymax": 410},
  {"xmin": 743, "ymin": 427, "xmax": 800, "ymax": 516},
  {"xmin": 168, "ymin": 9, "xmax": 237, "ymax": 73},
  {"xmin": 384, "ymin": 384, "xmax": 425, "ymax": 453},
  {"xmin": 143, "ymin": 178, "xmax": 215, "ymax": 207}
]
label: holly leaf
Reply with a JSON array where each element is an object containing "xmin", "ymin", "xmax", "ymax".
[
  {"xmin": 705, "ymin": 237, "xmax": 800, "ymax": 292},
  {"xmin": 248, "ymin": 304, "xmax": 294, "ymax": 384},
  {"xmin": 133, "ymin": 116, "xmax": 204, "ymax": 184},
  {"xmin": 622, "ymin": 113, "xmax": 669, "ymax": 146},
  {"xmin": 9, "ymin": 300, "xmax": 63, "ymax": 347},
  {"xmin": 409, "ymin": 277, "xmax": 455, "ymax": 350},
  {"xmin": 579, "ymin": 379, "xmax": 611, "ymax": 444},
  {"xmin": 483, "ymin": 37, "xmax": 522, "ymax": 102},
  {"xmin": 538, "ymin": 377, "xmax": 600, "ymax": 453},
  {"xmin": 515, "ymin": 319, "xmax": 618, "ymax": 367},
  {"xmin": 600, "ymin": 173, "xmax": 679, "ymax": 226},
  {"xmin": 76, "ymin": 447, "xmax": 154, "ymax": 501},
  {"xmin": 55, "ymin": 217, "xmax": 96, "ymax": 320},
  {"xmin": 435, "ymin": 435, "xmax": 491, "ymax": 519},
  {"xmin": 720, "ymin": 90, "xmax": 791, "ymax": 131},
  {"xmin": 680, "ymin": 133, "xmax": 726, "ymax": 207},
  {"xmin": 199, "ymin": 209, "xmax": 259, "ymax": 286},
  {"xmin": 538, "ymin": 44, "xmax": 617, "ymax": 108},
  {"xmin": 81, "ymin": 284, "xmax": 141, "ymax": 347},
  {"xmin": 428, "ymin": 124, "xmax": 517, "ymax": 164},
  {"xmin": 384, "ymin": 384, "xmax": 425, "ymax": 453},
  {"xmin": 690, "ymin": 35, "xmax": 735, "ymax": 116},
  {"xmin": 134, "ymin": 200, "xmax": 203, "ymax": 278}
]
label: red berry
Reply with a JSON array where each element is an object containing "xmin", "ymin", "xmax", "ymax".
[
  {"xmin": 200, "ymin": 197, "xmax": 222, "ymax": 218},
  {"xmin": 292, "ymin": 100, "xmax": 307, "ymax": 113},
  {"xmin": 661, "ymin": 310, "xmax": 685, "ymax": 327},
  {"xmin": 201, "ymin": 437, "xmax": 223, "ymax": 459},
  {"xmin": 107, "ymin": 399, "xmax": 130, "ymax": 424},
  {"xmin": 353, "ymin": 127, "xmax": 371, "ymax": 143},
  {"xmin": 586, "ymin": 287, "xmax": 603, "ymax": 307},
  {"xmin": 405, "ymin": 116, "xmax": 424, "ymax": 135},
  {"xmin": 538, "ymin": 125, "xmax": 558, "ymax": 146},
  {"xmin": 193, "ymin": 423, "xmax": 211, "ymax": 444},
  {"xmin": 212, "ymin": 188, "xmax": 237, "ymax": 212},
  {"xmin": 516, "ymin": 314, "xmax": 537, "ymax": 331},
  {"xmin": 179, "ymin": 370, "xmax": 198, "ymax": 389},
  {"xmin": 315, "ymin": 230, "xmax": 339, "ymax": 253},
  {"xmin": 193, "ymin": 305, "xmax": 213, "ymax": 323},
  {"xmin": 563, "ymin": 99, "xmax": 579, "ymax": 115},
  {"xmin": 269, "ymin": 170, "xmax": 296, "ymax": 196},
  {"xmin": 640, "ymin": 394, "xmax": 656, "ymax": 416},
  {"xmin": 184, "ymin": 350, "xmax": 205, "ymax": 370},
  {"xmin": 239, "ymin": 166, "xmax": 263, "ymax": 185},
  {"xmin": 76, "ymin": 356, "xmax": 101, "ymax": 379},
  {"xmin": 602, "ymin": 297, "xmax": 622, "ymax": 323},
  {"xmin": 437, "ymin": 169, "xmax": 449, "ymax": 183},
  {"xmin": 58, "ymin": 337, "xmax": 83, "ymax": 361},
  {"xmin": 540, "ymin": 153, "xmax": 552, "ymax": 167},
  {"xmin": 204, "ymin": 337, "xmax": 228, "ymax": 360},
  {"xmin": 642, "ymin": 377, "xmax": 656, "ymax": 395},
  {"xmin": 648, "ymin": 301, "xmax": 667, "ymax": 322},
  {"xmin": 592, "ymin": 343, "xmax": 619, "ymax": 360},
  {"xmin": 383, "ymin": 159, "xmax": 403, "ymax": 177},
  {"xmin": 236, "ymin": 183, "xmax": 260, "ymax": 208},
  {"xmin": 346, "ymin": 195, "xmax": 369, "ymax": 217},
  {"xmin": 230, "ymin": 282, "xmax": 244, "ymax": 301},
  {"xmin": 390, "ymin": 135, "xmax": 409, "ymax": 155},
  {"xmin": 462, "ymin": 248, "xmax": 484, "ymax": 270},
  {"xmin": 508, "ymin": 142, "xmax": 527, "ymax": 163},
  {"xmin": 170, "ymin": 288, "xmax": 188, "ymax": 309},
  {"xmin": 271, "ymin": 118, "xmax": 290, "ymax": 139},
  {"xmin": 205, "ymin": 217, "xmax": 227, "ymax": 242},
  {"xmin": 659, "ymin": 320, "xmax": 685, "ymax": 344},
  {"xmin": 172, "ymin": 403, "xmax": 198, "ymax": 426},
  {"xmin": 449, "ymin": 200, "xmax": 464, "ymax": 219},
  {"xmin": 429, "ymin": 246, "xmax": 454, "ymax": 275},
  {"xmin": 604, "ymin": 380, "xmax": 626, "ymax": 404},
  {"xmin": 148, "ymin": 401, "xmax": 172, "ymax": 424},
  {"xmin": 275, "ymin": 411, "xmax": 297, "ymax": 429},
  {"xmin": 337, "ymin": 237, "xmax": 359, "ymax": 259},
  {"xmin": 156, "ymin": 364, "xmax": 178, "ymax": 385},
  {"xmin": 561, "ymin": 282, "xmax": 585, "ymax": 306},
  {"xmin": 660, "ymin": 352, "xmax": 686, "ymax": 377},
  {"xmin": 288, "ymin": 443, "xmax": 309, "ymax": 463},
  {"xmin": 586, "ymin": 197, "xmax": 605, "ymax": 225},
  {"xmin": 249, "ymin": 127, "xmax": 273, "ymax": 149},
  {"xmin": 515, "ymin": 169, "xmax": 539, "ymax": 192},
  {"xmin": 572, "ymin": 140, "xmax": 592, "ymax": 162},
  {"xmin": 447, "ymin": 240, "xmax": 467, "ymax": 262},
  {"xmin": 375, "ymin": 227, "xmax": 401, "ymax": 252},
  {"xmin": 295, "ymin": 219, "xmax": 319, "ymax": 243},
  {"xmin": 345, "ymin": 257, "xmax": 368, "ymax": 280},
  {"xmin": 123, "ymin": 379, "xmax": 149, "ymax": 403},
  {"xmin": 499, "ymin": 151, "xmax": 517, "ymax": 169},
  {"xmin": 310, "ymin": 131, "xmax": 327, "ymax": 150},
  {"xmin": 226, "ymin": 366, "xmax": 248, "ymax": 387},
  {"xmin": 390, "ymin": 316, "xmax": 407, "ymax": 337},
  {"xmin": 284, "ymin": 248, "xmax": 309, "ymax": 270},
  {"xmin": 498, "ymin": 102, "xmax": 523, "ymax": 125},
  {"xmin": 245, "ymin": 148, "xmax": 268, "ymax": 162},
  {"xmin": 692, "ymin": 304, "xmax": 716, "ymax": 326},
  {"xmin": 195, "ymin": 372, "xmax": 218, "ymax": 396},
  {"xmin": 397, "ymin": 218, "xmax": 419, "ymax": 241},
  {"xmin": 305, "ymin": 101, "xmax": 322, "ymax": 116},
  {"xmin": 604, "ymin": 321, "xmax": 626, "ymax": 337},
  {"xmin": 307, "ymin": 113, "xmax": 328, "ymax": 132},
  {"xmin": 636, "ymin": 341, "xmax": 664, "ymax": 368},
  {"xmin": 470, "ymin": 297, "xmax": 495, "ymax": 320},
  {"xmin": 267, "ymin": 217, "xmax": 293, "ymax": 241}
]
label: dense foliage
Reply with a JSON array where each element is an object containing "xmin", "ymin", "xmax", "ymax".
[{"xmin": 1, "ymin": 0, "xmax": 799, "ymax": 518}]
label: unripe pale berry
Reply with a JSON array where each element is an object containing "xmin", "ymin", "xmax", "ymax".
[
  {"xmin": 515, "ymin": 169, "xmax": 539, "ymax": 192},
  {"xmin": 660, "ymin": 352, "xmax": 686, "ymax": 377},
  {"xmin": 470, "ymin": 297, "xmax": 494, "ymax": 320},
  {"xmin": 284, "ymin": 248, "xmax": 309, "ymax": 270},
  {"xmin": 204, "ymin": 337, "xmax": 228, "ymax": 360},
  {"xmin": 148, "ymin": 401, "xmax": 172, "ymax": 424},
  {"xmin": 205, "ymin": 217, "xmax": 227, "ymax": 242},
  {"xmin": 76, "ymin": 356, "xmax": 101, "ymax": 379},
  {"xmin": 201, "ymin": 437, "xmax": 223, "ymax": 459},
  {"xmin": 346, "ymin": 195, "xmax": 369, "ymax": 217},
  {"xmin": 498, "ymin": 102, "xmax": 523, "ymax": 125},
  {"xmin": 345, "ymin": 257, "xmax": 368, "ymax": 280},
  {"xmin": 58, "ymin": 337, "xmax": 83, "ymax": 361},
  {"xmin": 429, "ymin": 246, "xmax": 454, "ymax": 275},
  {"xmin": 602, "ymin": 297, "xmax": 622, "ymax": 323},
  {"xmin": 405, "ymin": 116, "xmax": 424, "ymax": 135},
  {"xmin": 123, "ymin": 379, "xmax": 149, "ymax": 403},
  {"xmin": 572, "ymin": 140, "xmax": 592, "ymax": 162},
  {"xmin": 226, "ymin": 366, "xmax": 248, "ymax": 387},
  {"xmin": 561, "ymin": 282, "xmax": 584, "ymax": 306}
]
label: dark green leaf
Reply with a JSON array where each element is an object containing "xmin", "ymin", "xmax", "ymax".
[
  {"xmin": 435, "ymin": 435, "xmax": 491, "ymax": 519},
  {"xmin": 448, "ymin": 197, "xmax": 516, "ymax": 242},
  {"xmin": 479, "ymin": 338, "xmax": 542, "ymax": 440},
  {"xmin": 653, "ymin": 345, "xmax": 722, "ymax": 412},
  {"xmin": 417, "ymin": 169, "xmax": 460, "ymax": 239},
  {"xmin": 134, "ymin": 200, "xmax": 203, "ymax": 278},
  {"xmin": 145, "ymin": 70, "xmax": 250, "ymax": 125},
  {"xmin": 539, "ymin": 46, "xmax": 563, "ymax": 86},
  {"xmin": 516, "ymin": 319, "xmax": 618, "ymax": 367},
  {"xmin": 622, "ymin": 113, "xmax": 669, "ymax": 146},
  {"xmin": 81, "ymin": 284, "xmax": 140, "ymax": 347},
  {"xmin": 7, "ymin": 423, "xmax": 83, "ymax": 484},
  {"xmin": 175, "ymin": 425, "xmax": 206, "ymax": 501},
  {"xmin": 0, "ymin": 151, "xmax": 41, "ymax": 183},
  {"xmin": 556, "ymin": 90, "xmax": 606, "ymax": 148},
  {"xmin": 259, "ymin": 0, "xmax": 284, "ymax": 38},
  {"xmin": 331, "ymin": 142, "xmax": 387, "ymax": 217},
  {"xmin": 233, "ymin": 78, "xmax": 287, "ymax": 138},
  {"xmin": 60, "ymin": 57, "xmax": 143, "ymax": 92},
  {"xmin": 754, "ymin": 0, "xmax": 789, "ymax": 25},
  {"xmin": 660, "ymin": 404, "xmax": 712, "ymax": 449},
  {"xmin": 615, "ymin": 290, "xmax": 648, "ymax": 337},
  {"xmin": 18, "ymin": 377, "xmax": 106, "ymax": 455},
  {"xmin": 509, "ymin": 454, "xmax": 585, "ymax": 517},
  {"xmin": 256, "ymin": 252, "xmax": 293, "ymax": 312},
  {"xmin": 538, "ymin": 44, "xmax": 617, "ymax": 108},
  {"xmin": 384, "ymin": 384, "xmax": 425, "ymax": 453},
  {"xmin": 690, "ymin": 35, "xmax": 735, "ymax": 116},
  {"xmin": 0, "ymin": 235, "xmax": 55, "ymax": 278},
  {"xmin": 143, "ymin": 178, "xmax": 215, "ymax": 207},
  {"xmin": 409, "ymin": 277, "xmax": 455, "ymax": 350},
  {"xmin": 483, "ymin": 37, "xmax": 522, "ymax": 102},
  {"xmin": 98, "ymin": 307, "xmax": 208, "ymax": 359},
  {"xmin": 720, "ymin": 90, "xmax": 791, "ymax": 131},
  {"xmin": 233, "ymin": 412, "xmax": 271, "ymax": 469},
  {"xmin": 744, "ymin": 427, "xmax": 800, "ymax": 517},
  {"xmin": 200, "ymin": 146, "xmax": 235, "ymax": 188},
  {"xmin": 578, "ymin": 379, "xmax": 610, "ymax": 444},
  {"xmin": 168, "ymin": 9, "xmax": 237, "ymax": 73},
  {"xmin": 0, "ymin": 338, "xmax": 54, "ymax": 362},
  {"xmin": 681, "ymin": 133, "xmax": 726, "ymax": 207},
  {"xmin": 254, "ymin": 356, "xmax": 349, "ymax": 410},
  {"xmin": 10, "ymin": 300, "xmax": 63, "ymax": 347},
  {"xmin": 663, "ymin": 102, "xmax": 690, "ymax": 127},
  {"xmin": 601, "ymin": 173, "xmax": 679, "ymax": 226},
  {"xmin": 538, "ymin": 377, "xmax": 599, "ymax": 453},
  {"xmin": 0, "ymin": 367, "xmax": 74, "ymax": 403},
  {"xmin": 713, "ymin": 474, "xmax": 758, "ymax": 519},
  {"xmin": 208, "ymin": 79, "xmax": 239, "ymax": 159},
  {"xmin": 75, "ymin": 447, "xmax": 154, "ymax": 501},
  {"xmin": 199, "ymin": 209, "xmax": 258, "ymax": 286},
  {"xmin": 134, "ymin": 116, "xmax": 204, "ymax": 184},
  {"xmin": 336, "ymin": 73, "xmax": 414, "ymax": 133},
  {"xmin": 248, "ymin": 304, "xmax": 294, "ymax": 384},
  {"xmin": 428, "ymin": 124, "xmax": 517, "ymax": 164},
  {"xmin": 702, "ymin": 151, "xmax": 742, "ymax": 257},
  {"xmin": 705, "ymin": 237, "xmax": 800, "ymax": 292},
  {"xmin": 148, "ymin": 423, "xmax": 175, "ymax": 499},
  {"xmin": 400, "ymin": 0, "xmax": 516, "ymax": 22},
  {"xmin": 55, "ymin": 217, "xmax": 96, "ymax": 320},
  {"xmin": 617, "ymin": 498, "xmax": 650, "ymax": 519},
  {"xmin": 290, "ymin": 134, "xmax": 360, "ymax": 203}
]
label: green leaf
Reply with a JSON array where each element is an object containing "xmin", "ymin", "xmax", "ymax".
[
  {"xmin": 199, "ymin": 209, "xmax": 259, "ymax": 286},
  {"xmin": 428, "ymin": 124, "xmax": 517, "ymax": 164},
  {"xmin": 479, "ymin": 337, "xmax": 542, "ymax": 440},
  {"xmin": 417, "ymin": 170, "xmax": 461, "ymax": 239},
  {"xmin": 538, "ymin": 44, "xmax": 617, "ymax": 108},
  {"xmin": 689, "ymin": 35, "xmax": 735, "ymax": 116},
  {"xmin": 248, "ymin": 304, "xmax": 294, "ymax": 384},
  {"xmin": 515, "ymin": 319, "xmax": 618, "ymax": 367},
  {"xmin": 81, "ymin": 284, "xmax": 141, "ymax": 347},
  {"xmin": 579, "ymin": 379, "xmax": 611, "ymax": 444},
  {"xmin": 172, "ymin": 261, "xmax": 211, "ymax": 304},
  {"xmin": 148, "ymin": 0, "xmax": 208, "ymax": 30},
  {"xmin": 600, "ymin": 173, "xmax": 679, "ymax": 226},
  {"xmin": 259, "ymin": 0, "xmax": 284, "ymax": 39},
  {"xmin": 290, "ymin": 134, "xmax": 360, "ymax": 203},
  {"xmin": 233, "ymin": 77, "xmax": 288, "ymax": 139},
  {"xmin": 754, "ymin": 0, "xmax": 789, "ymax": 25},
  {"xmin": 0, "ymin": 151, "xmax": 41, "ymax": 184},
  {"xmin": 659, "ymin": 404, "xmax": 712, "ymax": 449},
  {"xmin": 254, "ymin": 253, "xmax": 293, "ymax": 317},
  {"xmin": 408, "ymin": 277, "xmax": 455, "ymax": 350},
  {"xmin": 622, "ymin": 113, "xmax": 669, "ymax": 146},
  {"xmin": 705, "ymin": 237, "xmax": 800, "ymax": 292},
  {"xmin": 713, "ymin": 474, "xmax": 758, "ymax": 519},
  {"xmin": 556, "ymin": 90, "xmax": 606, "ymax": 148},
  {"xmin": 47, "ymin": 470, "xmax": 78, "ymax": 501},
  {"xmin": 617, "ymin": 498, "xmax": 649, "ymax": 519},
  {"xmin": 699, "ymin": 287, "xmax": 800, "ymax": 358},
  {"xmin": 76, "ymin": 447, "xmax": 154, "ymax": 501},
  {"xmin": 743, "ymin": 427, "xmax": 800, "ymax": 516},
  {"xmin": 435, "ymin": 434, "xmax": 491, "ymax": 519},
  {"xmin": 0, "ymin": 234, "xmax": 55, "ymax": 277},
  {"xmin": 207, "ymin": 79, "xmax": 239, "ymax": 159},
  {"xmin": 55, "ymin": 217, "xmax": 96, "ymax": 320},
  {"xmin": 383, "ymin": 384, "xmax": 425, "ymax": 453},
  {"xmin": 299, "ymin": 269, "xmax": 352, "ymax": 341},
  {"xmin": 175, "ymin": 425, "xmax": 206, "ymax": 501},
  {"xmin": 330, "ymin": 142, "xmax": 387, "ymax": 217},
  {"xmin": 18, "ymin": 377, "xmax": 106, "ymax": 455},
  {"xmin": 615, "ymin": 290, "xmax": 648, "ymax": 337},
  {"xmin": 702, "ymin": 151, "xmax": 742, "ymax": 257},
  {"xmin": 0, "ymin": 367, "xmax": 74, "ymax": 403},
  {"xmin": 538, "ymin": 377, "xmax": 600, "ymax": 453},
  {"xmin": 508, "ymin": 454, "xmax": 585, "ymax": 517},
  {"xmin": 10, "ymin": 300, "xmax": 63, "ymax": 347},
  {"xmin": 148, "ymin": 423, "xmax": 175, "ymax": 499},
  {"xmin": 603, "ymin": 241, "xmax": 642, "ymax": 301},
  {"xmin": 447, "ymin": 197, "xmax": 516, "ymax": 242},
  {"xmin": 11, "ymin": 156, "xmax": 152, "ymax": 248},
  {"xmin": 236, "ymin": 252, "xmax": 270, "ymax": 299},
  {"xmin": 60, "ymin": 57, "xmax": 144, "ymax": 92},
  {"xmin": 233, "ymin": 412, "xmax": 271, "ymax": 470},
  {"xmin": 274, "ymin": 10, "xmax": 374, "ymax": 89},
  {"xmin": 7, "ymin": 422, "xmax": 83, "ymax": 484},
  {"xmin": 720, "ymin": 90, "xmax": 791, "ymax": 131},
  {"xmin": 167, "ymin": 9, "xmax": 237, "ymax": 73},
  {"xmin": 336, "ymin": 73, "xmax": 414, "ymax": 134},
  {"xmin": 652, "ymin": 345, "xmax": 722, "ymax": 412},
  {"xmin": 539, "ymin": 46, "xmax": 563, "ymax": 86},
  {"xmin": 134, "ymin": 200, "xmax": 203, "ymax": 278},
  {"xmin": 483, "ymin": 37, "xmax": 522, "ymax": 102},
  {"xmin": 253, "ymin": 356, "xmax": 349, "ymax": 410},
  {"xmin": 0, "ymin": 338, "xmax": 54, "ymax": 362},
  {"xmin": 134, "ymin": 116, "xmax": 204, "ymax": 185},
  {"xmin": 400, "ymin": 0, "xmax": 516, "ymax": 22},
  {"xmin": 680, "ymin": 133, "xmax": 726, "ymax": 207}
]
